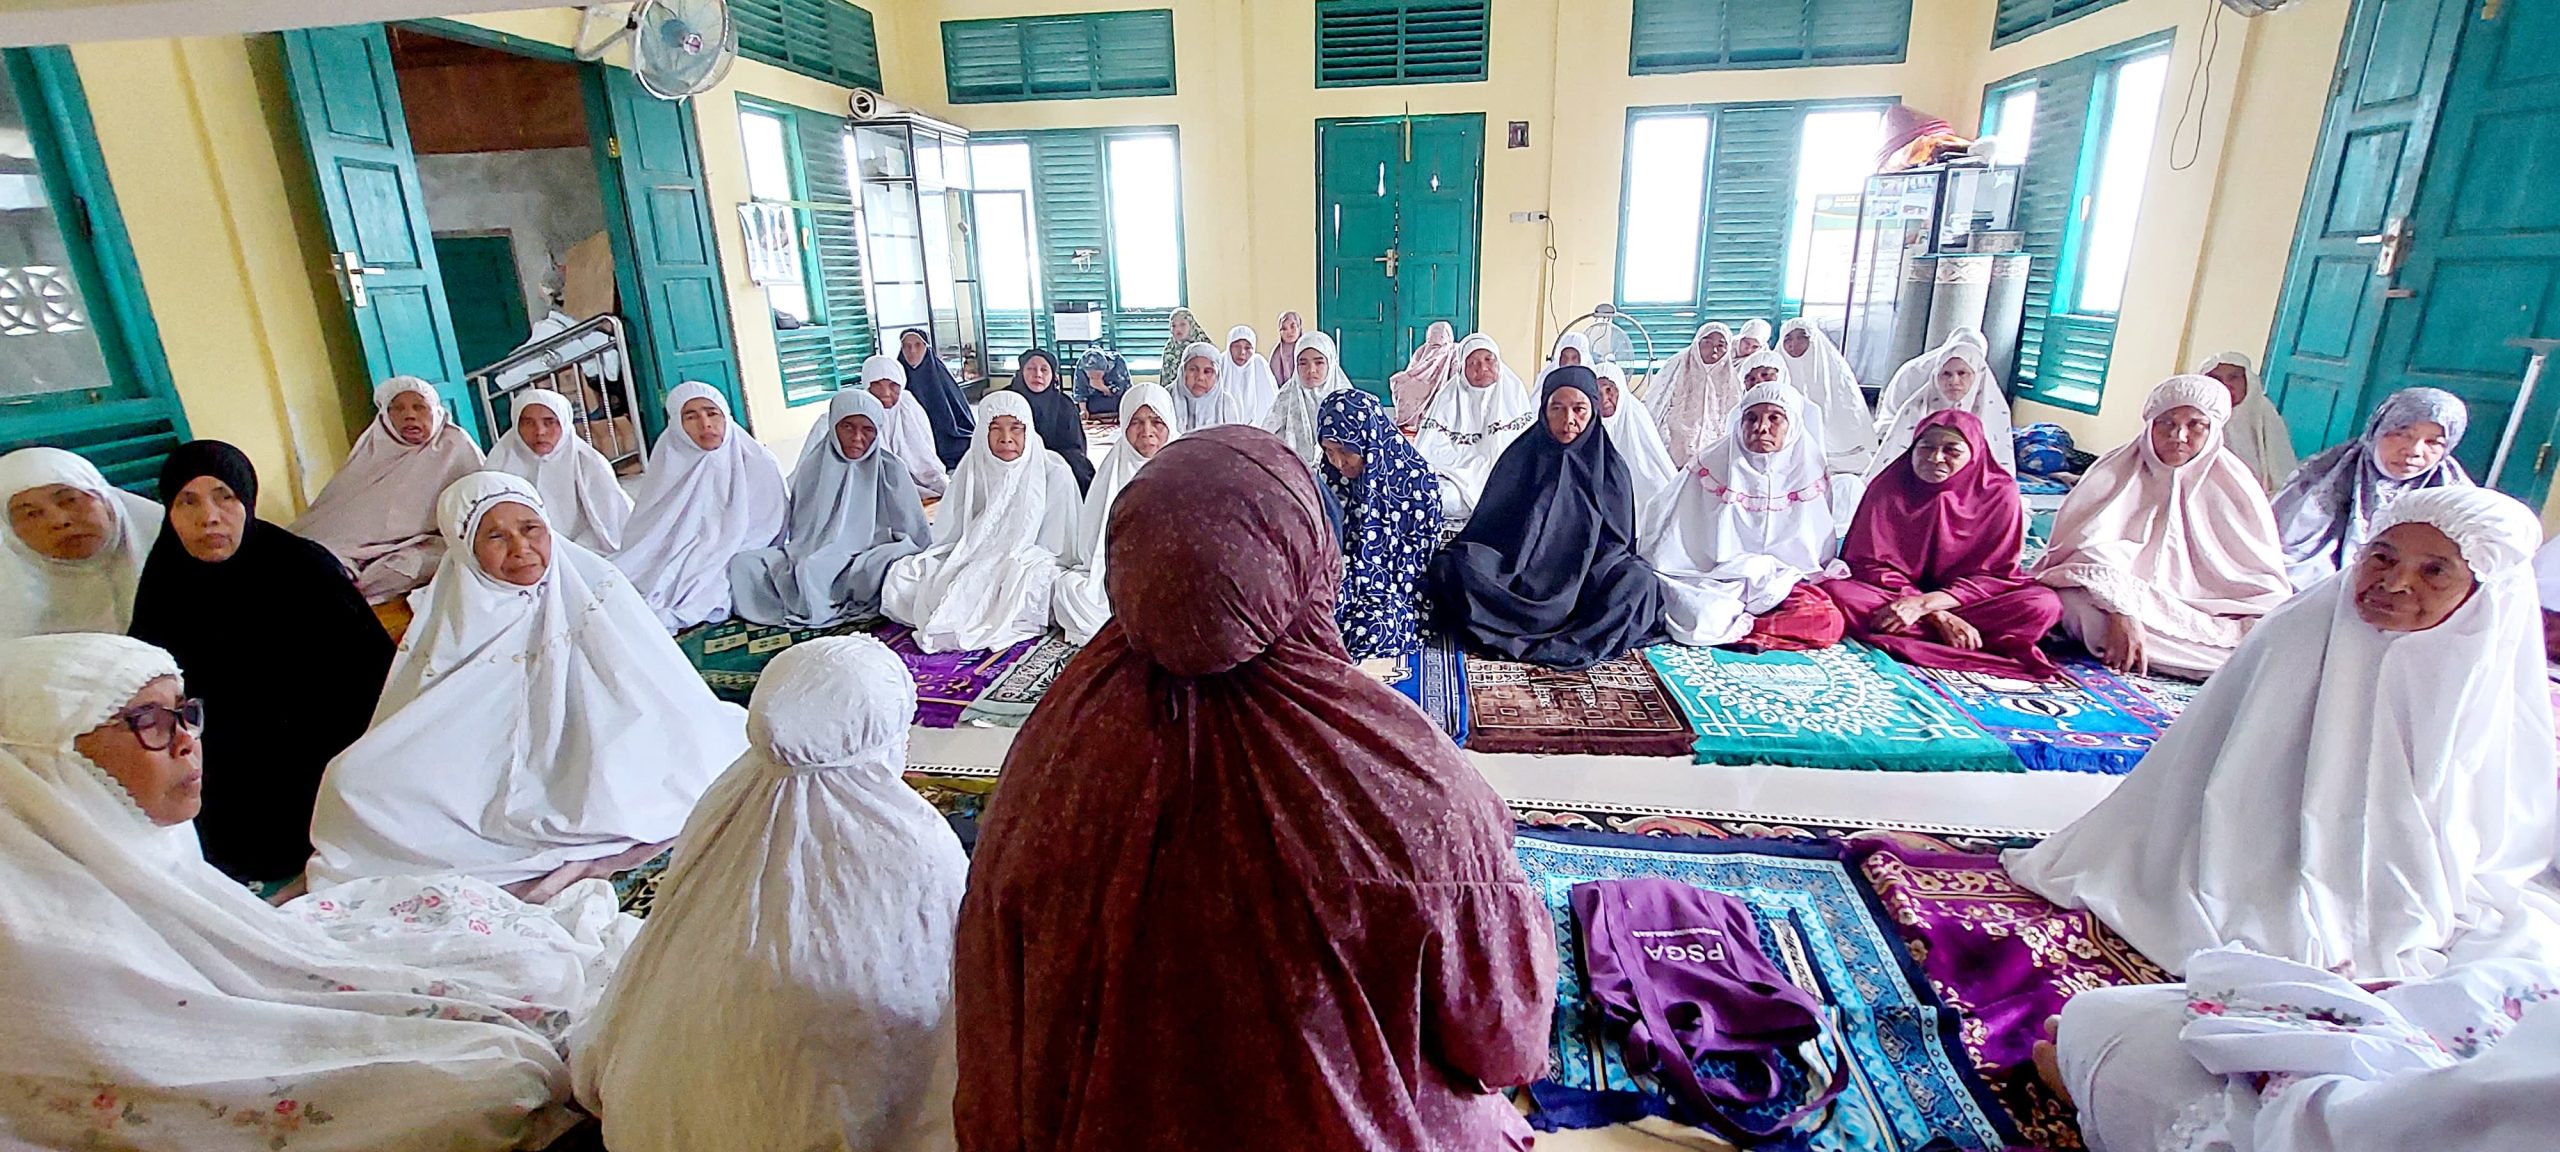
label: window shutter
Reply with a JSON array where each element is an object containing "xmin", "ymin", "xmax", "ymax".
[
  {"xmin": 733, "ymin": 0, "xmax": 882, "ymax": 90},
  {"xmin": 734, "ymin": 0, "xmax": 788, "ymax": 64},
  {"xmin": 944, "ymin": 11, "xmax": 1174, "ymax": 103},
  {"xmin": 1631, "ymin": 0, "xmax": 1903, "ymax": 73},
  {"xmin": 941, "ymin": 21, "xmax": 1025, "ymax": 103},
  {"xmin": 1698, "ymin": 105, "xmax": 1802, "ymax": 322},
  {"xmin": 1993, "ymin": 0, "xmax": 2128, "ymax": 46},
  {"xmin": 1091, "ymin": 11, "xmax": 1179, "ymax": 92},
  {"xmin": 799, "ymin": 115, "xmax": 873, "ymax": 386},
  {"xmin": 1316, "ymin": 1, "xmax": 1489, "ymax": 88},
  {"xmin": 1727, "ymin": 0, "xmax": 1808, "ymax": 63},
  {"xmin": 2010, "ymin": 63, "xmax": 2094, "ymax": 395},
  {"xmin": 1024, "ymin": 133, "xmax": 1114, "ymax": 346},
  {"xmin": 1809, "ymin": 0, "xmax": 1910, "ymax": 60},
  {"xmin": 1630, "ymin": 0, "xmax": 1724, "ymax": 73}
]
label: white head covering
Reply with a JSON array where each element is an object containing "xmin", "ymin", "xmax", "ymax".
[
  {"xmin": 1416, "ymin": 332, "xmax": 1538, "ymax": 510},
  {"xmin": 1169, "ymin": 340, "xmax": 1247, "ymax": 432},
  {"xmin": 1540, "ymin": 331, "xmax": 1594, "ymax": 384},
  {"xmin": 1644, "ymin": 380, "xmax": 1843, "ymax": 643},
  {"xmin": 1217, "ymin": 324, "xmax": 1280, "ymax": 423},
  {"xmin": 2009, "ymin": 484, "xmax": 2557, "ymax": 978},
  {"xmin": 2537, "ymin": 534, "xmax": 2560, "ymax": 614},
  {"xmin": 1054, "ymin": 384, "xmax": 1183, "ymax": 643},
  {"xmin": 1644, "ymin": 322, "xmax": 1744, "ymax": 467},
  {"xmin": 1736, "ymin": 318, "xmax": 1773, "ymax": 354},
  {"xmin": 1777, "ymin": 317, "xmax": 1875, "ymax": 473},
  {"xmin": 1260, "ymin": 330, "xmax": 1354, "ymax": 468},
  {"xmin": 309, "ymin": 471, "xmax": 745, "ymax": 888},
  {"xmin": 1594, "ymin": 359, "xmax": 1681, "ymax": 535},
  {"xmin": 0, "ymin": 632, "xmax": 632, "ymax": 1150},
  {"xmin": 861, "ymin": 353, "xmax": 949, "ymax": 499},
  {"xmin": 1880, "ymin": 327, "xmax": 1985, "ymax": 417},
  {"xmin": 2197, "ymin": 349, "xmax": 2300, "ymax": 495},
  {"xmin": 739, "ymin": 388, "xmax": 935, "ymax": 630},
  {"xmin": 1869, "ymin": 342, "xmax": 2014, "ymax": 478},
  {"xmin": 485, "ymin": 388, "xmax": 633, "ymax": 553},
  {"xmin": 0, "ymin": 447, "xmax": 160, "ymax": 641},
  {"xmin": 880, "ymin": 390, "xmax": 1079, "ymax": 653},
  {"xmin": 289, "ymin": 376, "xmax": 487, "ymax": 593},
  {"xmin": 2032, "ymin": 375, "xmax": 2292, "ymax": 650},
  {"xmin": 611, "ymin": 382, "xmax": 789, "ymax": 631},
  {"xmin": 573, "ymin": 634, "xmax": 965, "ymax": 1152}
]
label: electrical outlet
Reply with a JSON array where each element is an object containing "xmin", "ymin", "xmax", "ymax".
[{"xmin": 1509, "ymin": 211, "xmax": 1549, "ymax": 224}]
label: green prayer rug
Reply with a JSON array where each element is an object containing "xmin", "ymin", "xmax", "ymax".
[
  {"xmin": 675, "ymin": 617, "xmax": 871, "ymax": 703},
  {"xmin": 1643, "ymin": 642, "xmax": 2021, "ymax": 773}
]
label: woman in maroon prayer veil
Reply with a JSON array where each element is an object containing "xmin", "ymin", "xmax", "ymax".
[
  {"xmin": 1822, "ymin": 409, "xmax": 2063, "ymax": 679},
  {"xmin": 954, "ymin": 425, "xmax": 1556, "ymax": 1152}
]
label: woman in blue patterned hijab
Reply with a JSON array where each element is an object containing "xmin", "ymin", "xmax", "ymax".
[{"xmin": 1317, "ymin": 390, "xmax": 1440, "ymax": 660}]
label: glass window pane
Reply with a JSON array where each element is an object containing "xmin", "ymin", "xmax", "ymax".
[
  {"xmin": 1785, "ymin": 108, "xmax": 1885, "ymax": 307},
  {"xmin": 2076, "ymin": 51, "xmax": 2171, "ymax": 315},
  {"xmin": 738, "ymin": 111, "xmax": 795, "ymax": 202},
  {"xmin": 0, "ymin": 75, "xmax": 111, "ymax": 400},
  {"xmin": 1105, "ymin": 133, "xmax": 1182, "ymax": 309},
  {"xmin": 1987, "ymin": 87, "xmax": 2038, "ymax": 167},
  {"xmin": 973, "ymin": 140, "xmax": 1033, "ymax": 192},
  {"xmin": 1619, "ymin": 115, "xmax": 1712, "ymax": 304},
  {"xmin": 978, "ymin": 190, "xmax": 1035, "ymax": 311}
]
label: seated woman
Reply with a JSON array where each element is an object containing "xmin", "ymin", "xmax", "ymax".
[
  {"xmin": 309, "ymin": 471, "xmax": 745, "ymax": 890},
  {"xmin": 128, "ymin": 442, "xmax": 394, "ymax": 886},
  {"xmin": 1647, "ymin": 381, "xmax": 1846, "ymax": 651},
  {"xmin": 0, "ymin": 632, "xmax": 635, "ymax": 1152},
  {"xmin": 956, "ymin": 426, "xmax": 1555, "ymax": 1152},
  {"xmin": 1595, "ymin": 361, "xmax": 1680, "ymax": 536},
  {"xmin": 1539, "ymin": 330, "xmax": 1591, "ymax": 383},
  {"xmin": 2033, "ymin": 375, "xmax": 2292, "ymax": 678},
  {"xmin": 1266, "ymin": 310, "xmax": 1305, "ymax": 386},
  {"xmin": 1825, "ymin": 411, "xmax": 2061, "ymax": 678},
  {"xmin": 730, "ymin": 389, "xmax": 933, "ymax": 629},
  {"xmin": 1054, "ymin": 383, "xmax": 1181, "ymax": 645},
  {"xmin": 1877, "ymin": 327, "xmax": 1985, "ymax": 418},
  {"xmin": 1170, "ymin": 341, "xmax": 1248, "ymax": 431},
  {"xmin": 1076, "ymin": 346, "xmax": 1132, "ymax": 421},
  {"xmin": 290, "ymin": 376, "xmax": 485, "ymax": 604},
  {"xmin": 1261, "ymin": 331, "xmax": 1355, "ymax": 468},
  {"xmin": 899, "ymin": 328, "xmax": 975, "ymax": 469},
  {"xmin": 2273, "ymin": 386, "xmax": 2470, "ymax": 589},
  {"xmin": 2197, "ymin": 350, "xmax": 2297, "ymax": 494},
  {"xmin": 1220, "ymin": 324, "xmax": 1281, "ymax": 424},
  {"xmin": 1320, "ymin": 390, "xmax": 1441, "ymax": 661},
  {"xmin": 1387, "ymin": 321, "xmax": 1460, "ymax": 432},
  {"xmin": 1643, "ymin": 322, "xmax": 1742, "ymax": 467},
  {"xmin": 1157, "ymin": 307, "xmax": 1204, "ymax": 394},
  {"xmin": 2008, "ymin": 486, "xmax": 2555, "ymax": 978},
  {"xmin": 1426, "ymin": 366, "xmax": 1669, "ymax": 670},
  {"xmin": 575, "ymin": 635, "xmax": 965, "ymax": 1152},
  {"xmin": 1734, "ymin": 318, "xmax": 1770, "ymax": 359},
  {"xmin": 1777, "ymin": 318, "xmax": 1875, "ymax": 477},
  {"xmin": 486, "ymin": 387, "xmax": 632, "ymax": 553},
  {"xmin": 1414, "ymin": 331, "xmax": 1536, "ymax": 521},
  {"xmin": 861, "ymin": 353, "xmax": 950, "ymax": 500},
  {"xmin": 613, "ymin": 382, "xmax": 789, "ymax": 631},
  {"xmin": 2, "ymin": 445, "xmax": 158, "ymax": 640},
  {"xmin": 882, "ymin": 392, "xmax": 1080, "ymax": 654},
  {"xmin": 1869, "ymin": 343, "xmax": 2014, "ymax": 479},
  {"xmin": 1009, "ymin": 348, "xmax": 1095, "ymax": 493}
]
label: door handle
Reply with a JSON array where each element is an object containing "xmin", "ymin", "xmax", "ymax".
[
  {"xmin": 1374, "ymin": 246, "xmax": 1399, "ymax": 278},
  {"xmin": 333, "ymin": 250, "xmax": 388, "ymax": 309},
  {"xmin": 2355, "ymin": 217, "xmax": 2413, "ymax": 279}
]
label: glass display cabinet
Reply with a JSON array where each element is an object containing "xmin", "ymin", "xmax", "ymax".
[{"xmin": 851, "ymin": 112, "xmax": 987, "ymax": 389}]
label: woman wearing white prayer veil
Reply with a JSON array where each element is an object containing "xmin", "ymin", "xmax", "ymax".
[
  {"xmin": 1262, "ymin": 329, "xmax": 1356, "ymax": 468},
  {"xmin": 2007, "ymin": 486, "xmax": 2560, "ymax": 978},
  {"xmin": 1, "ymin": 446, "xmax": 159, "ymax": 640},
  {"xmin": 1878, "ymin": 326, "xmax": 1984, "ymax": 418},
  {"xmin": 291, "ymin": 375, "xmax": 486, "ymax": 603},
  {"xmin": 613, "ymin": 382, "xmax": 788, "ymax": 631},
  {"xmin": 1536, "ymin": 330, "xmax": 1593, "ymax": 387},
  {"xmin": 1415, "ymin": 332, "xmax": 1537, "ymax": 521},
  {"xmin": 1778, "ymin": 318, "xmax": 1875, "ymax": 475},
  {"xmin": 1218, "ymin": 324, "xmax": 1280, "ymax": 423},
  {"xmin": 1734, "ymin": 318, "xmax": 1771, "ymax": 359},
  {"xmin": 485, "ymin": 387, "xmax": 632, "ymax": 553},
  {"xmin": 1594, "ymin": 361, "xmax": 1680, "ymax": 537},
  {"xmin": 1645, "ymin": 380, "xmax": 1847, "ymax": 649},
  {"xmin": 574, "ymin": 635, "xmax": 965, "ymax": 1152},
  {"xmin": 1644, "ymin": 322, "xmax": 1744, "ymax": 467},
  {"xmin": 732, "ymin": 388, "xmax": 934, "ymax": 629},
  {"xmin": 2199, "ymin": 349, "xmax": 2299, "ymax": 494},
  {"xmin": 309, "ymin": 471, "xmax": 745, "ymax": 890},
  {"xmin": 1870, "ymin": 342, "xmax": 2014, "ymax": 478},
  {"xmin": 862, "ymin": 352, "xmax": 950, "ymax": 500},
  {"xmin": 881, "ymin": 391, "xmax": 1080, "ymax": 653},
  {"xmin": 1053, "ymin": 383, "xmax": 1180, "ymax": 645},
  {"xmin": 0, "ymin": 632, "xmax": 636, "ymax": 1152},
  {"xmin": 1168, "ymin": 341, "xmax": 1247, "ymax": 432}
]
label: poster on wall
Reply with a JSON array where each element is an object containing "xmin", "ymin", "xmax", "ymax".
[{"xmin": 738, "ymin": 201, "xmax": 803, "ymax": 286}]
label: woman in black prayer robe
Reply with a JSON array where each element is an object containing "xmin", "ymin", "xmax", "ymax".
[
  {"xmin": 1425, "ymin": 365, "xmax": 1668, "ymax": 670},
  {"xmin": 900, "ymin": 328, "xmax": 976, "ymax": 469},
  {"xmin": 1008, "ymin": 347, "xmax": 1095, "ymax": 493},
  {"xmin": 127, "ymin": 441, "xmax": 395, "ymax": 884}
]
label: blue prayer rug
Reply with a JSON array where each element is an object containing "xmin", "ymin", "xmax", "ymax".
[
  {"xmin": 1382, "ymin": 630, "xmax": 1468, "ymax": 746},
  {"xmin": 1911, "ymin": 658, "xmax": 2173, "ymax": 776},
  {"xmin": 1515, "ymin": 829, "xmax": 2015, "ymax": 1151}
]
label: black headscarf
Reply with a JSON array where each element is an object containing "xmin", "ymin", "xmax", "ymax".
[
  {"xmin": 901, "ymin": 328, "xmax": 976, "ymax": 469},
  {"xmin": 127, "ymin": 441, "xmax": 396, "ymax": 883},
  {"xmin": 1009, "ymin": 348, "xmax": 1094, "ymax": 493},
  {"xmin": 1424, "ymin": 366, "xmax": 1667, "ymax": 670}
]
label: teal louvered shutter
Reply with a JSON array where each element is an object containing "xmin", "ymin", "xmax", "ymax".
[
  {"xmin": 800, "ymin": 116, "xmax": 872, "ymax": 388},
  {"xmin": 1315, "ymin": 1, "xmax": 1488, "ymax": 87},
  {"xmin": 944, "ymin": 12, "xmax": 1172, "ymax": 102},
  {"xmin": 1091, "ymin": 11, "xmax": 1177, "ymax": 93},
  {"xmin": 733, "ymin": 0, "xmax": 881, "ymax": 89},
  {"xmin": 1399, "ymin": 1, "xmax": 1490, "ymax": 82},
  {"xmin": 1632, "ymin": 0, "xmax": 1902, "ymax": 71},
  {"xmin": 1630, "ymin": 0, "xmax": 1724, "ymax": 73},
  {"xmin": 1316, "ymin": 3, "xmax": 1401, "ymax": 86},
  {"xmin": 1809, "ymin": 0, "xmax": 1911, "ymax": 60},
  {"xmin": 828, "ymin": 1, "xmax": 883, "ymax": 90},
  {"xmin": 2009, "ymin": 62, "xmax": 2095, "ymax": 398},
  {"xmin": 1024, "ymin": 17, "xmax": 1096, "ymax": 95},
  {"xmin": 734, "ymin": 0, "xmax": 787, "ymax": 64},
  {"xmin": 1026, "ymin": 134, "xmax": 1113, "ymax": 346},
  {"xmin": 1727, "ymin": 0, "xmax": 1807, "ymax": 63},
  {"xmin": 1993, "ymin": 0, "xmax": 2127, "ymax": 47},
  {"xmin": 943, "ymin": 20, "xmax": 1025, "ymax": 102},
  {"xmin": 1698, "ymin": 105, "xmax": 1802, "ymax": 322}
]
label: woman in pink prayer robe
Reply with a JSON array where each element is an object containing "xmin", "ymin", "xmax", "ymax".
[
  {"xmin": 1823, "ymin": 409, "xmax": 2063, "ymax": 679},
  {"xmin": 954, "ymin": 424, "xmax": 1557, "ymax": 1152}
]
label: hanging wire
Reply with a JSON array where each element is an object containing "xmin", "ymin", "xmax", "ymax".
[{"xmin": 2168, "ymin": 0, "xmax": 2224, "ymax": 171}]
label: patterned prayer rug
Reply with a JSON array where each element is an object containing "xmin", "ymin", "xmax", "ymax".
[
  {"xmin": 1514, "ymin": 829, "xmax": 2016, "ymax": 1151},
  {"xmin": 675, "ymin": 617, "xmax": 870, "ymax": 703},
  {"xmin": 876, "ymin": 625, "xmax": 1042, "ymax": 728},
  {"xmin": 957, "ymin": 635, "xmax": 1084, "ymax": 727},
  {"xmin": 2123, "ymin": 667, "xmax": 2203, "ymax": 717},
  {"xmin": 1464, "ymin": 654, "xmax": 1695, "ymax": 757},
  {"xmin": 611, "ymin": 849, "xmax": 673, "ymax": 919},
  {"xmin": 1380, "ymin": 630, "xmax": 1468, "ymax": 745},
  {"xmin": 1509, "ymin": 800, "xmax": 2037, "ymax": 856},
  {"xmin": 1912, "ymin": 657, "xmax": 2172, "ymax": 775},
  {"xmin": 1644, "ymin": 642, "xmax": 2021, "ymax": 773},
  {"xmin": 1850, "ymin": 832, "xmax": 2171, "ymax": 1150}
]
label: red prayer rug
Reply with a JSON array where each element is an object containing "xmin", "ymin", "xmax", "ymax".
[{"xmin": 1463, "ymin": 653, "xmax": 1696, "ymax": 757}]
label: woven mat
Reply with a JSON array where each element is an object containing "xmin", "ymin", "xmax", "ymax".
[
  {"xmin": 1465, "ymin": 653, "xmax": 1694, "ymax": 757},
  {"xmin": 1644, "ymin": 642, "xmax": 2020, "ymax": 773},
  {"xmin": 675, "ymin": 617, "xmax": 870, "ymax": 704},
  {"xmin": 1381, "ymin": 630, "xmax": 1469, "ymax": 745},
  {"xmin": 876, "ymin": 624, "xmax": 1042, "ymax": 728},
  {"xmin": 1912, "ymin": 656, "xmax": 2173, "ymax": 776},
  {"xmin": 958, "ymin": 635, "xmax": 1084, "ymax": 727}
]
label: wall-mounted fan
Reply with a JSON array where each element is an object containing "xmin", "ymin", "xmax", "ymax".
[{"xmin": 576, "ymin": 0, "xmax": 737, "ymax": 100}]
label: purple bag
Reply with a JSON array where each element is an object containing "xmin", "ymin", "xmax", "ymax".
[{"xmin": 1570, "ymin": 878, "xmax": 1842, "ymax": 1143}]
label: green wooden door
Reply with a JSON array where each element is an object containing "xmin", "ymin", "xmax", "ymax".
[
  {"xmin": 1316, "ymin": 114, "xmax": 1482, "ymax": 399},
  {"xmin": 594, "ymin": 67, "xmax": 743, "ymax": 437},
  {"xmin": 2370, "ymin": 0, "xmax": 2560, "ymax": 498},
  {"xmin": 433, "ymin": 234, "xmax": 531, "ymax": 375},
  {"xmin": 281, "ymin": 24, "xmax": 477, "ymax": 441}
]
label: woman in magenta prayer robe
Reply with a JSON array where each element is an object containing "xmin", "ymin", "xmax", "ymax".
[
  {"xmin": 953, "ymin": 424, "xmax": 1557, "ymax": 1152},
  {"xmin": 1823, "ymin": 409, "xmax": 2063, "ymax": 678}
]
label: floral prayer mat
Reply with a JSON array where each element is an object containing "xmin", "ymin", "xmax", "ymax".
[
  {"xmin": 875, "ymin": 625, "xmax": 1042, "ymax": 728},
  {"xmin": 1515, "ymin": 829, "xmax": 2016, "ymax": 1151},
  {"xmin": 1463, "ymin": 653, "xmax": 1695, "ymax": 757},
  {"xmin": 957, "ymin": 635, "xmax": 1084, "ymax": 727},
  {"xmin": 1912, "ymin": 657, "xmax": 2174, "ymax": 775},
  {"xmin": 675, "ymin": 617, "xmax": 871, "ymax": 704},
  {"xmin": 1644, "ymin": 641, "xmax": 2021, "ymax": 773},
  {"xmin": 1381, "ymin": 630, "xmax": 1469, "ymax": 745}
]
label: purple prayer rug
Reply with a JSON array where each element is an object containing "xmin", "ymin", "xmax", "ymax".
[{"xmin": 877, "ymin": 624, "xmax": 1041, "ymax": 728}]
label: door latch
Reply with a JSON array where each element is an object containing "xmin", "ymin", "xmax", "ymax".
[
  {"xmin": 2355, "ymin": 217, "xmax": 2413, "ymax": 279},
  {"xmin": 1374, "ymin": 246, "xmax": 1400, "ymax": 279},
  {"xmin": 332, "ymin": 250, "xmax": 388, "ymax": 309}
]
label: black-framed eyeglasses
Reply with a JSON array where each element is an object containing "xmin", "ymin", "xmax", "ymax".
[{"xmin": 113, "ymin": 698, "xmax": 204, "ymax": 752}]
